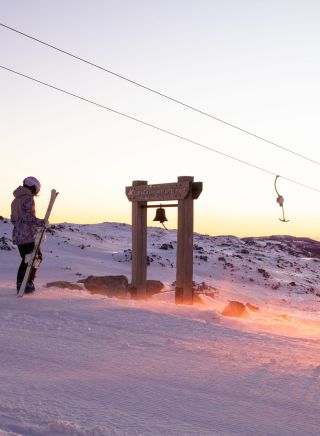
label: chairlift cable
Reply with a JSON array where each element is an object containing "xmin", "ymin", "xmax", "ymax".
[
  {"xmin": 1, "ymin": 22, "xmax": 320, "ymax": 168},
  {"xmin": 1, "ymin": 64, "xmax": 320, "ymax": 196}
]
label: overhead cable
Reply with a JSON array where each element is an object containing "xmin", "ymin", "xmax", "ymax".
[
  {"xmin": 1, "ymin": 64, "xmax": 320, "ymax": 195},
  {"xmin": 1, "ymin": 22, "xmax": 320, "ymax": 168}
]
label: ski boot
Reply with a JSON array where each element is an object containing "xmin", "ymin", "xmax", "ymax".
[{"xmin": 25, "ymin": 282, "xmax": 36, "ymax": 294}]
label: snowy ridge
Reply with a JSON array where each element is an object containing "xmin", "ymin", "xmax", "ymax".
[
  {"xmin": 1, "ymin": 219, "xmax": 320, "ymax": 304},
  {"xmin": 0, "ymin": 220, "xmax": 320, "ymax": 435}
]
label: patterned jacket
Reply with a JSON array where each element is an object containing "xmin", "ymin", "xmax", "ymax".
[{"xmin": 11, "ymin": 186, "xmax": 43, "ymax": 245}]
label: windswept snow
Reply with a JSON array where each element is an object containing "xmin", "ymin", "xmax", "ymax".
[{"xmin": 0, "ymin": 220, "xmax": 319, "ymax": 435}]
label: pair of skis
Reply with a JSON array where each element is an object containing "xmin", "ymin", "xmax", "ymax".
[{"xmin": 17, "ymin": 189, "xmax": 59, "ymax": 297}]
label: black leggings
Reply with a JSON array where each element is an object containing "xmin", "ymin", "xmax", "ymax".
[{"xmin": 17, "ymin": 243, "xmax": 43, "ymax": 284}]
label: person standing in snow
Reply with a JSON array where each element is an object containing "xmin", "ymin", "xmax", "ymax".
[{"xmin": 11, "ymin": 176, "xmax": 45, "ymax": 294}]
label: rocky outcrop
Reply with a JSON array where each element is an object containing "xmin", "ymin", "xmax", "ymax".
[
  {"xmin": 80, "ymin": 275, "xmax": 129, "ymax": 298},
  {"xmin": 243, "ymin": 235, "xmax": 320, "ymax": 259},
  {"xmin": 246, "ymin": 302, "xmax": 259, "ymax": 312},
  {"xmin": 222, "ymin": 301, "xmax": 248, "ymax": 318},
  {"xmin": 46, "ymin": 281, "xmax": 83, "ymax": 290},
  {"xmin": 146, "ymin": 280, "xmax": 164, "ymax": 295},
  {"xmin": 0, "ymin": 236, "xmax": 14, "ymax": 251},
  {"xmin": 129, "ymin": 280, "xmax": 164, "ymax": 298},
  {"xmin": 73, "ymin": 275, "xmax": 165, "ymax": 299}
]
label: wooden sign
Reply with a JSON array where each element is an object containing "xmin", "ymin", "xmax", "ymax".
[{"xmin": 126, "ymin": 181, "xmax": 191, "ymax": 202}]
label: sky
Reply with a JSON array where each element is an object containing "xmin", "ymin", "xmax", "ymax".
[{"xmin": 1, "ymin": 0, "xmax": 320, "ymax": 237}]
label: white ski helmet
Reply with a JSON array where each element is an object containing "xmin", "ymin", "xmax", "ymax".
[{"xmin": 23, "ymin": 176, "xmax": 41, "ymax": 194}]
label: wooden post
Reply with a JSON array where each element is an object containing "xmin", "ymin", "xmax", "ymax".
[
  {"xmin": 176, "ymin": 176, "xmax": 194, "ymax": 304},
  {"xmin": 131, "ymin": 180, "xmax": 147, "ymax": 299}
]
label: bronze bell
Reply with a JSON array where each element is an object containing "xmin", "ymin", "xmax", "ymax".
[{"xmin": 153, "ymin": 206, "xmax": 168, "ymax": 224}]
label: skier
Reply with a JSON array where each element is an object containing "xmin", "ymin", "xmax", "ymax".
[{"xmin": 11, "ymin": 176, "xmax": 45, "ymax": 293}]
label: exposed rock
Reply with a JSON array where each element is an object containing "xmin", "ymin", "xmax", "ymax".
[
  {"xmin": 50, "ymin": 224, "xmax": 66, "ymax": 230},
  {"xmin": 46, "ymin": 281, "xmax": 83, "ymax": 290},
  {"xmin": 146, "ymin": 280, "xmax": 164, "ymax": 296},
  {"xmin": 222, "ymin": 301, "xmax": 248, "ymax": 318},
  {"xmin": 112, "ymin": 249, "xmax": 132, "ymax": 263},
  {"xmin": 274, "ymin": 313, "xmax": 291, "ymax": 322},
  {"xmin": 130, "ymin": 280, "xmax": 164, "ymax": 298},
  {"xmin": 0, "ymin": 236, "xmax": 14, "ymax": 251},
  {"xmin": 243, "ymin": 235, "xmax": 320, "ymax": 259},
  {"xmin": 194, "ymin": 244, "xmax": 204, "ymax": 252},
  {"xmin": 194, "ymin": 281, "xmax": 217, "ymax": 295},
  {"xmin": 46, "ymin": 227, "xmax": 56, "ymax": 235},
  {"xmin": 246, "ymin": 302, "xmax": 260, "ymax": 312},
  {"xmin": 159, "ymin": 243, "xmax": 174, "ymax": 250},
  {"xmin": 80, "ymin": 275, "xmax": 129, "ymax": 298},
  {"xmin": 257, "ymin": 268, "xmax": 270, "ymax": 278},
  {"xmin": 87, "ymin": 232, "xmax": 103, "ymax": 241}
]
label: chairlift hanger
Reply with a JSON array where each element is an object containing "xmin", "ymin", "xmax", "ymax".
[{"xmin": 274, "ymin": 175, "xmax": 289, "ymax": 222}]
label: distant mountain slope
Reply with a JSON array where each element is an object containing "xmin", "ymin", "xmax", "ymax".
[{"xmin": 1, "ymin": 220, "xmax": 320, "ymax": 308}]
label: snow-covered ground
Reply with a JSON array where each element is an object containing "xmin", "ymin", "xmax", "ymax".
[{"xmin": 0, "ymin": 219, "xmax": 320, "ymax": 435}]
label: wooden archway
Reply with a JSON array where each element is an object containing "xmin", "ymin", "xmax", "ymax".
[{"xmin": 126, "ymin": 176, "xmax": 202, "ymax": 304}]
